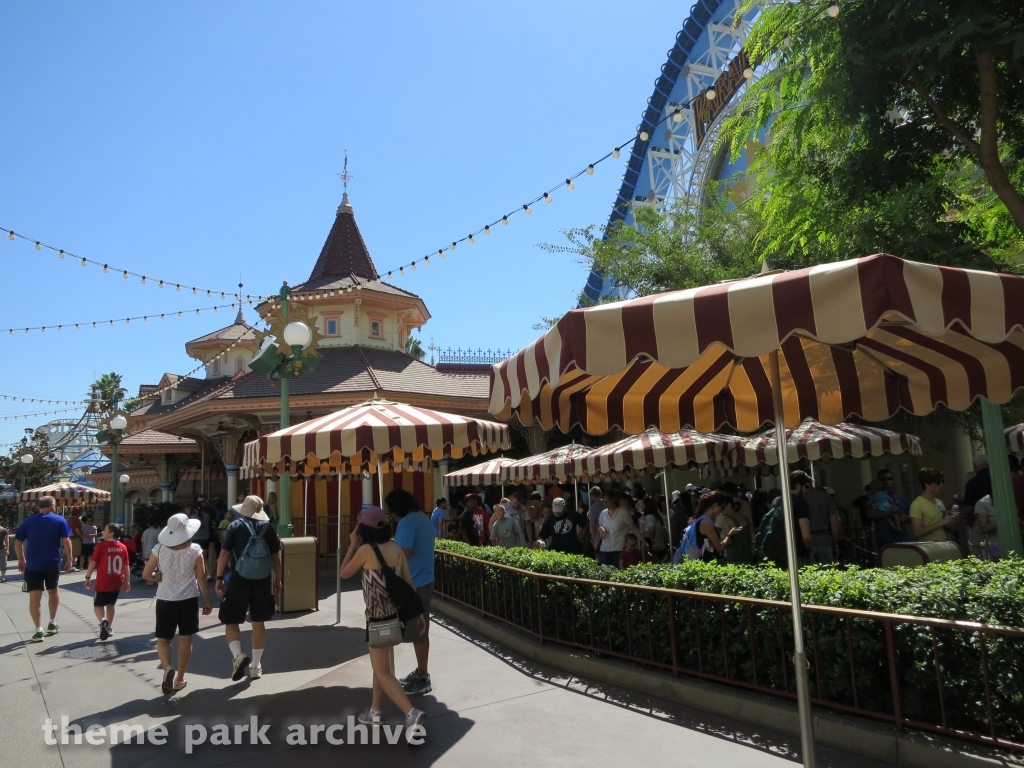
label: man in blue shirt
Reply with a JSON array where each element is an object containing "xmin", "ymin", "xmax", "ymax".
[
  {"xmin": 15, "ymin": 495, "xmax": 73, "ymax": 643},
  {"xmin": 430, "ymin": 498, "xmax": 448, "ymax": 538},
  {"xmin": 386, "ymin": 488, "xmax": 435, "ymax": 696}
]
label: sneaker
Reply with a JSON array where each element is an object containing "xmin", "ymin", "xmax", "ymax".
[
  {"xmin": 358, "ymin": 708, "xmax": 382, "ymax": 726},
  {"xmin": 400, "ymin": 669, "xmax": 421, "ymax": 686},
  {"xmin": 403, "ymin": 675, "xmax": 432, "ymax": 695},
  {"xmin": 162, "ymin": 668, "xmax": 176, "ymax": 695},
  {"xmin": 106, "ymin": 628, "xmax": 115, "ymax": 639},
  {"xmin": 99, "ymin": 619, "xmax": 109, "ymax": 641},
  {"xmin": 231, "ymin": 654, "xmax": 251, "ymax": 681},
  {"xmin": 45, "ymin": 621, "xmax": 59, "ymax": 636},
  {"xmin": 29, "ymin": 630, "xmax": 45, "ymax": 643},
  {"xmin": 405, "ymin": 708, "xmax": 426, "ymax": 734},
  {"xmin": 249, "ymin": 666, "xmax": 263, "ymax": 680}
]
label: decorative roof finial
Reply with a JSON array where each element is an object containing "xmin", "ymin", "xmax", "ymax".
[{"xmin": 338, "ymin": 151, "xmax": 353, "ymax": 209}]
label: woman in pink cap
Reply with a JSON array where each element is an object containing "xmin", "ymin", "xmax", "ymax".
[{"xmin": 340, "ymin": 505, "xmax": 427, "ymax": 732}]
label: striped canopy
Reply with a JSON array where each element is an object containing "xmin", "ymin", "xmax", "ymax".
[
  {"xmin": 1007, "ymin": 424, "xmax": 1024, "ymax": 454},
  {"xmin": 727, "ymin": 419, "xmax": 922, "ymax": 468},
  {"xmin": 580, "ymin": 428, "xmax": 743, "ymax": 476},
  {"xmin": 489, "ymin": 254, "xmax": 1024, "ymax": 433},
  {"xmin": 442, "ymin": 457, "xmax": 515, "ymax": 487},
  {"xmin": 242, "ymin": 399, "xmax": 510, "ymax": 479},
  {"xmin": 19, "ymin": 482, "xmax": 110, "ymax": 503},
  {"xmin": 501, "ymin": 444, "xmax": 594, "ymax": 484}
]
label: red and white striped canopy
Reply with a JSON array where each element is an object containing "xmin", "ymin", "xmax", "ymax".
[
  {"xmin": 242, "ymin": 399, "xmax": 510, "ymax": 478},
  {"xmin": 19, "ymin": 482, "xmax": 111, "ymax": 503},
  {"xmin": 501, "ymin": 444, "xmax": 594, "ymax": 484},
  {"xmin": 490, "ymin": 254, "xmax": 1024, "ymax": 433},
  {"xmin": 580, "ymin": 428, "xmax": 743, "ymax": 476},
  {"xmin": 442, "ymin": 457, "xmax": 515, "ymax": 487},
  {"xmin": 727, "ymin": 419, "xmax": 922, "ymax": 468},
  {"xmin": 1007, "ymin": 424, "xmax": 1024, "ymax": 454}
]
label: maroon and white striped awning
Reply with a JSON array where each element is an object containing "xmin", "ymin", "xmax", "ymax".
[
  {"xmin": 727, "ymin": 419, "xmax": 922, "ymax": 468},
  {"xmin": 442, "ymin": 457, "xmax": 515, "ymax": 487},
  {"xmin": 489, "ymin": 254, "xmax": 1024, "ymax": 433},
  {"xmin": 580, "ymin": 428, "xmax": 742, "ymax": 476},
  {"xmin": 19, "ymin": 482, "xmax": 111, "ymax": 503},
  {"xmin": 501, "ymin": 444, "xmax": 594, "ymax": 484},
  {"xmin": 1007, "ymin": 424, "xmax": 1024, "ymax": 454},
  {"xmin": 242, "ymin": 399, "xmax": 510, "ymax": 478}
]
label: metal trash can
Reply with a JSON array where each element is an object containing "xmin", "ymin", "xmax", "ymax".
[
  {"xmin": 279, "ymin": 536, "xmax": 318, "ymax": 613},
  {"xmin": 880, "ymin": 541, "xmax": 962, "ymax": 568}
]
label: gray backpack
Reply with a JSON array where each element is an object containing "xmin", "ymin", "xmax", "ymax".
[{"xmin": 235, "ymin": 519, "xmax": 273, "ymax": 580}]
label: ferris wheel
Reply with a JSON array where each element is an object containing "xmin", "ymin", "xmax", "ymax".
[{"xmin": 584, "ymin": 0, "xmax": 760, "ymax": 304}]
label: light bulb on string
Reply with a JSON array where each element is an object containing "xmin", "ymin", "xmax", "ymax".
[
  {"xmin": 502, "ymin": 216, "xmax": 508, "ymax": 226},
  {"xmin": 483, "ymin": 226, "xmax": 490, "ymax": 235},
  {"xmin": 92, "ymin": 322, "xmax": 97, "ymax": 328},
  {"xmin": 160, "ymin": 314, "xmax": 164, "ymax": 320},
  {"xmin": 743, "ymin": 67, "xmax": 754, "ymax": 79},
  {"xmin": 706, "ymin": 88, "xmax": 717, "ymax": 100},
  {"xmin": 399, "ymin": 266, "xmax": 404, "ymax": 275},
  {"xmin": 207, "ymin": 290, "xmax": 211, "ymax": 297},
  {"xmin": 75, "ymin": 324, "xmax": 80, "ymax": 329},
  {"xmin": 214, "ymin": 306, "xmax": 219, "ymax": 312},
  {"xmin": 140, "ymin": 276, "xmax": 146, "ymax": 284},
  {"xmin": 176, "ymin": 284, "xmax": 181, "ymax": 291},
  {"xmin": 673, "ymin": 109, "xmax": 682, "ymax": 123},
  {"xmin": 57, "ymin": 325, "xmax": 61, "ymax": 331},
  {"xmin": 103, "ymin": 265, "xmax": 109, "ymax": 273},
  {"xmin": 122, "ymin": 271, "xmax": 128, "ymax": 279},
  {"xmin": 192, "ymin": 288, "xmax": 197, "ymax": 295},
  {"xmin": 158, "ymin": 280, "xmax": 164, "ymax": 288},
  {"xmin": 125, "ymin": 318, "xmax": 130, "ymax": 324},
  {"xmin": 468, "ymin": 234, "xmax": 474, "ymax": 244},
  {"xmin": 640, "ymin": 131, "xmax": 649, "ymax": 141},
  {"xmin": 59, "ymin": 250, "xmax": 65, "ymax": 258},
  {"xmin": 451, "ymin": 241, "xmax": 457, "ymax": 251},
  {"xmin": 439, "ymin": 248, "xmax": 445, "ymax": 259},
  {"xmin": 109, "ymin": 320, "xmax": 114, "ymax": 326},
  {"xmin": 411, "ymin": 261, "xmax": 417, "ymax": 271},
  {"xmin": 586, "ymin": 165, "xmax": 595, "ymax": 175},
  {"xmin": 34, "ymin": 241, "xmax": 41, "ymax": 250},
  {"xmin": 6, "ymin": 232, "xmax": 13, "ymax": 241},
  {"xmin": 566, "ymin": 179, "xmax": 574, "ymax": 190},
  {"xmin": 424, "ymin": 255, "xmax": 430, "ymax": 265},
  {"xmin": 523, "ymin": 204, "xmax": 532, "ymax": 214},
  {"xmin": 612, "ymin": 147, "xmax": 620, "ymax": 158},
  {"xmin": 80, "ymin": 258, "xmax": 87, "ymax": 267},
  {"xmin": 143, "ymin": 316, "xmax": 148, "ymax": 322},
  {"xmin": 177, "ymin": 312, "xmax": 182, "ymax": 317},
  {"xmin": 544, "ymin": 192, "xmax": 552, "ymax": 203},
  {"xmin": 220, "ymin": 292, "xmax": 225, "ymax": 299},
  {"xmin": 783, "ymin": 36, "xmax": 792, "ymax": 47},
  {"xmin": 827, "ymin": 4, "xmax": 839, "ymax": 17},
  {"xmin": 196, "ymin": 309, "xmax": 200, "ymax": 315}
]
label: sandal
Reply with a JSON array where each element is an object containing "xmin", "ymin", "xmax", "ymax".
[
  {"xmin": 173, "ymin": 679, "xmax": 188, "ymax": 691},
  {"xmin": 162, "ymin": 668, "xmax": 175, "ymax": 695}
]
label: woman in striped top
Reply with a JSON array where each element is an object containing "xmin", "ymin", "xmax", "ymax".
[{"xmin": 340, "ymin": 506, "xmax": 427, "ymax": 732}]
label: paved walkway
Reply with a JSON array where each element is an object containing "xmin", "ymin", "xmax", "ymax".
[{"xmin": 0, "ymin": 564, "xmax": 889, "ymax": 768}]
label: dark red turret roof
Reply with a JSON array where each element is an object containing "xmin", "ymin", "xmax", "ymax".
[{"xmin": 306, "ymin": 194, "xmax": 379, "ymax": 282}]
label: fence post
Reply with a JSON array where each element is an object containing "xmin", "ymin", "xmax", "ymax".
[
  {"xmin": 536, "ymin": 576, "xmax": 544, "ymax": 643},
  {"xmin": 884, "ymin": 619, "xmax": 904, "ymax": 732},
  {"xmin": 668, "ymin": 594, "xmax": 679, "ymax": 678}
]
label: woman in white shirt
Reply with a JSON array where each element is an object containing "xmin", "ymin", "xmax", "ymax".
[
  {"xmin": 973, "ymin": 495, "xmax": 1001, "ymax": 560},
  {"xmin": 596, "ymin": 493, "xmax": 643, "ymax": 567}
]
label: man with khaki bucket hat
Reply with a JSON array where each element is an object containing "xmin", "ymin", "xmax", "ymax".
[{"xmin": 215, "ymin": 495, "xmax": 282, "ymax": 681}]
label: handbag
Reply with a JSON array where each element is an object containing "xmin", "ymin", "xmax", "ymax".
[
  {"xmin": 369, "ymin": 544, "xmax": 424, "ymax": 623},
  {"xmin": 367, "ymin": 616, "xmax": 404, "ymax": 648}
]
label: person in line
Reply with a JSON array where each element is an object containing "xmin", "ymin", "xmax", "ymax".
[
  {"xmin": 142, "ymin": 513, "xmax": 212, "ymax": 694},
  {"xmin": 385, "ymin": 489, "xmax": 436, "ymax": 697},
  {"xmin": 188, "ymin": 504, "xmax": 212, "ymax": 580},
  {"xmin": 619, "ymin": 533, "xmax": 642, "ymax": 569},
  {"xmin": 0, "ymin": 522, "xmax": 9, "ymax": 582},
  {"xmin": 457, "ymin": 494, "xmax": 483, "ymax": 544},
  {"xmin": 80, "ymin": 515, "xmax": 98, "ymax": 570},
  {"xmin": 265, "ymin": 491, "xmax": 280, "ymax": 529},
  {"xmin": 640, "ymin": 497, "xmax": 670, "ymax": 562},
  {"xmin": 339, "ymin": 506, "xmax": 427, "ymax": 731},
  {"xmin": 15, "ymin": 496, "xmax": 73, "ymax": 642},
  {"xmin": 216, "ymin": 495, "xmax": 283, "ymax": 681},
  {"xmin": 140, "ymin": 519, "xmax": 160, "ymax": 586},
  {"xmin": 523, "ymin": 491, "xmax": 544, "ymax": 546},
  {"xmin": 596, "ymin": 493, "xmax": 644, "ymax": 567},
  {"xmin": 489, "ymin": 502, "xmax": 522, "ymax": 548},
  {"xmin": 719, "ymin": 494, "xmax": 754, "ymax": 565},
  {"xmin": 909, "ymin": 467, "xmax": 958, "ymax": 542},
  {"xmin": 756, "ymin": 472, "xmax": 814, "ymax": 569},
  {"xmin": 68, "ymin": 509, "xmax": 83, "ymax": 572},
  {"xmin": 430, "ymin": 498, "xmax": 448, "ymax": 538},
  {"xmin": 803, "ymin": 485, "xmax": 842, "ymax": 564},
  {"xmin": 973, "ymin": 494, "xmax": 1001, "ymax": 559},
  {"xmin": 587, "ymin": 486, "xmax": 607, "ymax": 556},
  {"xmin": 84, "ymin": 523, "xmax": 131, "ymax": 640},
  {"xmin": 678, "ymin": 491, "xmax": 743, "ymax": 562},
  {"xmin": 535, "ymin": 497, "xmax": 586, "ymax": 553}
]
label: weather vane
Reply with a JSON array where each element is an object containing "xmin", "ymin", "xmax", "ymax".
[{"xmin": 339, "ymin": 151, "xmax": 352, "ymax": 194}]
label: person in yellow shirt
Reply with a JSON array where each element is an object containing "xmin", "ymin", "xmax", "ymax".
[{"xmin": 909, "ymin": 467, "xmax": 958, "ymax": 542}]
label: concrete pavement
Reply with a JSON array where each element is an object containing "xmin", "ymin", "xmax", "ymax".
[{"xmin": 0, "ymin": 562, "xmax": 890, "ymax": 768}]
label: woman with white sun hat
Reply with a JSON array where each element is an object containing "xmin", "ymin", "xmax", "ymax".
[{"xmin": 142, "ymin": 512, "xmax": 212, "ymax": 694}]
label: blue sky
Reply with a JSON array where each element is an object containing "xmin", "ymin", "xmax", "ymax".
[{"xmin": 0, "ymin": 1, "xmax": 674, "ymax": 446}]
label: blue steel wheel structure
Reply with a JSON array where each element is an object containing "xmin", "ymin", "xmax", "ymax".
[{"xmin": 583, "ymin": 0, "xmax": 760, "ymax": 304}]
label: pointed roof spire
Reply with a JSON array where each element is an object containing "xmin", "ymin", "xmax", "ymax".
[
  {"xmin": 234, "ymin": 306, "xmax": 245, "ymax": 325},
  {"xmin": 306, "ymin": 155, "xmax": 379, "ymax": 282}
]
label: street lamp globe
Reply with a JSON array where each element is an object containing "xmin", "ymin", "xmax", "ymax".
[
  {"xmin": 283, "ymin": 321, "xmax": 313, "ymax": 350},
  {"xmin": 110, "ymin": 414, "xmax": 128, "ymax": 431},
  {"xmin": 20, "ymin": 453, "xmax": 33, "ymax": 465},
  {"xmin": 119, "ymin": 474, "xmax": 131, "ymax": 485}
]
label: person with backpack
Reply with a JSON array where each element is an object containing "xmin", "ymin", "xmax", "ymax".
[
  {"xmin": 339, "ymin": 506, "xmax": 427, "ymax": 733},
  {"xmin": 674, "ymin": 491, "xmax": 742, "ymax": 563},
  {"xmin": 215, "ymin": 495, "xmax": 282, "ymax": 682},
  {"xmin": 755, "ymin": 471, "xmax": 814, "ymax": 569}
]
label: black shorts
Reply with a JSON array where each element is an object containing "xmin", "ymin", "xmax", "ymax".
[
  {"xmin": 218, "ymin": 574, "xmax": 276, "ymax": 625},
  {"xmin": 24, "ymin": 569, "xmax": 60, "ymax": 591},
  {"xmin": 94, "ymin": 590, "xmax": 120, "ymax": 607},
  {"xmin": 155, "ymin": 597, "xmax": 200, "ymax": 639},
  {"xmin": 81, "ymin": 543, "xmax": 96, "ymax": 561}
]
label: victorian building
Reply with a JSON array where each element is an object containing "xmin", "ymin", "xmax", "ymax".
[{"xmin": 96, "ymin": 190, "xmax": 493, "ymax": 523}]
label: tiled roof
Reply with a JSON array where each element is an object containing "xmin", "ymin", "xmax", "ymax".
[
  {"xmin": 186, "ymin": 319, "xmax": 257, "ymax": 346},
  {"xmin": 120, "ymin": 429, "xmax": 197, "ymax": 448},
  {"xmin": 214, "ymin": 345, "xmax": 489, "ymax": 401},
  {"xmin": 128, "ymin": 377, "xmax": 228, "ymax": 418},
  {"xmin": 137, "ymin": 384, "xmax": 159, "ymax": 398},
  {"xmin": 293, "ymin": 273, "xmax": 422, "ymax": 301},
  {"xmin": 306, "ymin": 195, "xmax": 379, "ymax": 282}
]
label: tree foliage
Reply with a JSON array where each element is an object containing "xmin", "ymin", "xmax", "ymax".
[
  {"xmin": 0, "ymin": 429, "xmax": 62, "ymax": 526},
  {"xmin": 92, "ymin": 372, "xmax": 127, "ymax": 416},
  {"xmin": 720, "ymin": 0, "xmax": 1024, "ymax": 270},
  {"xmin": 405, "ymin": 334, "xmax": 426, "ymax": 361}
]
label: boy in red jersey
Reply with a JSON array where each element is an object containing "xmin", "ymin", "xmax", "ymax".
[{"xmin": 84, "ymin": 524, "xmax": 131, "ymax": 640}]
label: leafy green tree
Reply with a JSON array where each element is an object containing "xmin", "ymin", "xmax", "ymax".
[
  {"xmin": 92, "ymin": 372, "xmax": 127, "ymax": 416},
  {"xmin": 720, "ymin": 0, "xmax": 1024, "ymax": 269},
  {"xmin": 0, "ymin": 429, "xmax": 62, "ymax": 526},
  {"xmin": 405, "ymin": 334, "xmax": 426, "ymax": 360}
]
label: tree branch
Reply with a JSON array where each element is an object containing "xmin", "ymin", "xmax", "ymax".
[
  {"xmin": 905, "ymin": 66, "xmax": 980, "ymax": 154},
  {"xmin": 974, "ymin": 48, "xmax": 1024, "ymax": 236}
]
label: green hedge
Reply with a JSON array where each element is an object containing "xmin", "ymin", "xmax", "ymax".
[{"xmin": 434, "ymin": 540, "xmax": 1024, "ymax": 741}]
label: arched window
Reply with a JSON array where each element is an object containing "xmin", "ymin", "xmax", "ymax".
[{"xmin": 235, "ymin": 356, "xmax": 245, "ymax": 374}]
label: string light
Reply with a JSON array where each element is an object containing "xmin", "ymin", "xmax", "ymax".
[
  {"xmin": 484, "ymin": 226, "xmax": 490, "ymax": 235},
  {"xmin": 468, "ymin": 234, "xmax": 474, "ymax": 244},
  {"xmin": 34, "ymin": 241, "xmax": 41, "ymax": 250},
  {"xmin": 122, "ymin": 271, "xmax": 128, "ymax": 279},
  {"xmin": 544, "ymin": 192, "xmax": 552, "ymax": 203},
  {"xmin": 58, "ymin": 249, "xmax": 65, "ymax": 258},
  {"xmin": 827, "ymin": 4, "xmax": 839, "ymax": 17},
  {"xmin": 706, "ymin": 88, "xmax": 717, "ymax": 100},
  {"xmin": 80, "ymin": 258, "xmax": 87, "ymax": 267},
  {"xmin": 612, "ymin": 147, "xmax": 620, "ymax": 158},
  {"xmin": 103, "ymin": 265, "xmax": 109, "ymax": 273},
  {"xmin": 140, "ymin": 276, "xmax": 146, "ymax": 284},
  {"xmin": 6, "ymin": 232, "xmax": 13, "ymax": 241},
  {"xmin": 439, "ymin": 249, "xmax": 445, "ymax": 259},
  {"xmin": 640, "ymin": 131, "xmax": 649, "ymax": 141},
  {"xmin": 424, "ymin": 255, "xmax": 430, "ymax": 265},
  {"xmin": 523, "ymin": 204, "xmax": 532, "ymax": 214},
  {"xmin": 451, "ymin": 241, "xmax": 457, "ymax": 251},
  {"xmin": 586, "ymin": 164, "xmax": 595, "ymax": 175},
  {"xmin": 673, "ymin": 109, "xmax": 682, "ymax": 123},
  {"xmin": 158, "ymin": 280, "xmax": 164, "ymax": 288},
  {"xmin": 2, "ymin": 302, "xmax": 247, "ymax": 335},
  {"xmin": 502, "ymin": 216, "xmax": 508, "ymax": 226},
  {"xmin": 410, "ymin": 261, "xmax": 416, "ymax": 270},
  {"xmin": 566, "ymin": 179, "xmax": 574, "ymax": 190},
  {"xmin": 743, "ymin": 66, "xmax": 754, "ymax": 79}
]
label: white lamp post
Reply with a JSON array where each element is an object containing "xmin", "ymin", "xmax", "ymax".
[
  {"xmin": 108, "ymin": 415, "xmax": 129, "ymax": 523},
  {"xmin": 18, "ymin": 453, "xmax": 34, "ymax": 526},
  {"xmin": 119, "ymin": 474, "xmax": 131, "ymax": 530},
  {"xmin": 275, "ymin": 318, "xmax": 311, "ymax": 538}
]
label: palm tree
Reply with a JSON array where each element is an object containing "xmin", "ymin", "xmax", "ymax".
[
  {"xmin": 92, "ymin": 372, "xmax": 127, "ymax": 415},
  {"xmin": 405, "ymin": 335, "xmax": 425, "ymax": 361}
]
